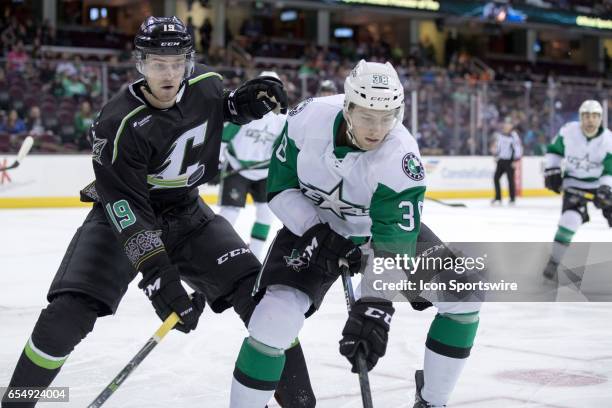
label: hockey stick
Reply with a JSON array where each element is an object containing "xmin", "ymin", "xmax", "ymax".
[
  {"xmin": 565, "ymin": 187, "xmax": 595, "ymax": 201},
  {"xmin": 87, "ymin": 312, "xmax": 180, "ymax": 408},
  {"xmin": 0, "ymin": 136, "xmax": 34, "ymax": 171},
  {"xmin": 221, "ymin": 159, "xmax": 271, "ymax": 179},
  {"xmin": 340, "ymin": 261, "xmax": 374, "ymax": 408},
  {"xmin": 425, "ymin": 197, "xmax": 467, "ymax": 208}
]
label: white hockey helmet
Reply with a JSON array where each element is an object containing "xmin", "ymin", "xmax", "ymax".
[
  {"xmin": 579, "ymin": 100, "xmax": 603, "ymax": 116},
  {"xmin": 579, "ymin": 100, "xmax": 603, "ymax": 136},
  {"xmin": 343, "ymin": 60, "xmax": 404, "ymax": 149},
  {"xmin": 259, "ymin": 70, "xmax": 280, "ymax": 80}
]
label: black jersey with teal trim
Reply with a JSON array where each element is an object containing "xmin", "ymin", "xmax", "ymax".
[{"xmin": 81, "ymin": 64, "xmax": 229, "ymax": 277}]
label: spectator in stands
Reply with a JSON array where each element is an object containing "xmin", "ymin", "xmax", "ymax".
[
  {"xmin": 73, "ymin": 100, "xmax": 94, "ymax": 150},
  {"xmin": 26, "ymin": 106, "xmax": 45, "ymax": 136},
  {"xmin": 199, "ymin": 18, "xmax": 212, "ymax": 56},
  {"xmin": 56, "ymin": 53, "xmax": 77, "ymax": 77},
  {"xmin": 0, "ymin": 17, "xmax": 18, "ymax": 55},
  {"xmin": 62, "ymin": 72, "xmax": 87, "ymax": 97},
  {"xmin": 7, "ymin": 40, "xmax": 29, "ymax": 72},
  {"xmin": 118, "ymin": 41, "xmax": 133, "ymax": 62},
  {"xmin": 0, "ymin": 109, "xmax": 26, "ymax": 135},
  {"xmin": 186, "ymin": 17, "xmax": 196, "ymax": 42}
]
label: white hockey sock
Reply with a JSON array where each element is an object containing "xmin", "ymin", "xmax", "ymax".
[
  {"xmin": 230, "ymin": 376, "xmax": 274, "ymax": 408},
  {"xmin": 230, "ymin": 286, "xmax": 310, "ymax": 408},
  {"xmin": 422, "ymin": 348, "xmax": 467, "ymax": 406}
]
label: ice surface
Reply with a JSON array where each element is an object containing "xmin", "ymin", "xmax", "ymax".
[{"xmin": 1, "ymin": 198, "xmax": 610, "ymax": 407}]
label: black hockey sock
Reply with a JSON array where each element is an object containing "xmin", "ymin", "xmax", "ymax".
[
  {"xmin": 1, "ymin": 350, "xmax": 61, "ymax": 408},
  {"xmin": 274, "ymin": 341, "xmax": 316, "ymax": 408},
  {"xmin": 1, "ymin": 294, "xmax": 101, "ymax": 408}
]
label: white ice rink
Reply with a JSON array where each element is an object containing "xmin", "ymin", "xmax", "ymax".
[{"xmin": 1, "ymin": 198, "xmax": 611, "ymax": 407}]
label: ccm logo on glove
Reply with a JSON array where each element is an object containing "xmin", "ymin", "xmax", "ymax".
[{"xmin": 364, "ymin": 306, "xmax": 392, "ymax": 325}]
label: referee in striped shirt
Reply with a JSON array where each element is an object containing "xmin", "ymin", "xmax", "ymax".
[{"xmin": 492, "ymin": 117, "xmax": 523, "ymax": 205}]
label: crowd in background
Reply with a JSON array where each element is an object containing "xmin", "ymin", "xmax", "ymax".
[{"xmin": 1, "ymin": 10, "xmax": 611, "ymax": 156}]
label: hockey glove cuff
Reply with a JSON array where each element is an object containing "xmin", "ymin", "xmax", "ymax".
[
  {"xmin": 139, "ymin": 265, "xmax": 206, "ymax": 333},
  {"xmin": 544, "ymin": 167, "xmax": 562, "ymax": 194},
  {"xmin": 296, "ymin": 223, "xmax": 362, "ymax": 277}
]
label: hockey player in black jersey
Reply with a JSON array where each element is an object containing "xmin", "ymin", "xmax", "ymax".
[{"xmin": 0, "ymin": 16, "xmax": 304, "ymax": 407}]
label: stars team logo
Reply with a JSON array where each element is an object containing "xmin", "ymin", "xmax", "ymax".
[
  {"xmin": 402, "ymin": 153, "xmax": 425, "ymax": 181},
  {"xmin": 300, "ymin": 180, "xmax": 369, "ymax": 220},
  {"xmin": 284, "ymin": 249, "xmax": 309, "ymax": 271},
  {"xmin": 566, "ymin": 154, "xmax": 600, "ymax": 172},
  {"xmin": 245, "ymin": 125, "xmax": 277, "ymax": 145},
  {"xmin": 91, "ymin": 129, "xmax": 107, "ymax": 165}
]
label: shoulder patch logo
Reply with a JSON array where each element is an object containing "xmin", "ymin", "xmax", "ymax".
[
  {"xmin": 402, "ymin": 153, "xmax": 425, "ymax": 181},
  {"xmin": 289, "ymin": 97, "xmax": 313, "ymax": 117},
  {"xmin": 91, "ymin": 128, "xmax": 107, "ymax": 165}
]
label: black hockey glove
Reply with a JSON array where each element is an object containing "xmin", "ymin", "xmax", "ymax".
[
  {"xmin": 138, "ymin": 265, "xmax": 206, "ymax": 333},
  {"xmin": 544, "ymin": 167, "xmax": 562, "ymax": 193},
  {"xmin": 339, "ymin": 299, "xmax": 395, "ymax": 373},
  {"xmin": 295, "ymin": 223, "xmax": 362, "ymax": 277},
  {"xmin": 225, "ymin": 76, "xmax": 288, "ymax": 125},
  {"xmin": 594, "ymin": 185, "xmax": 612, "ymax": 209}
]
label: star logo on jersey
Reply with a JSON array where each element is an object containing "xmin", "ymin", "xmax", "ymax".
[
  {"xmin": 300, "ymin": 180, "xmax": 369, "ymax": 220},
  {"xmin": 566, "ymin": 154, "xmax": 601, "ymax": 172},
  {"xmin": 245, "ymin": 125, "xmax": 277, "ymax": 145},
  {"xmin": 284, "ymin": 249, "xmax": 309, "ymax": 271},
  {"xmin": 91, "ymin": 128, "xmax": 107, "ymax": 165}
]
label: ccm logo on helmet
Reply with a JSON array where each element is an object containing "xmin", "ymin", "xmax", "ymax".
[
  {"xmin": 370, "ymin": 96, "xmax": 391, "ymax": 101},
  {"xmin": 161, "ymin": 42, "xmax": 180, "ymax": 46}
]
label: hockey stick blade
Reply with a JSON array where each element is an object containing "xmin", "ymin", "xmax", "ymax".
[
  {"xmin": 0, "ymin": 136, "xmax": 34, "ymax": 171},
  {"xmin": 426, "ymin": 197, "xmax": 467, "ymax": 208}
]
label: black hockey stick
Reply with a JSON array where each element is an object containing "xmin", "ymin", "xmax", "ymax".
[
  {"xmin": 87, "ymin": 312, "xmax": 179, "ymax": 408},
  {"xmin": 221, "ymin": 159, "xmax": 271, "ymax": 179},
  {"xmin": 426, "ymin": 197, "xmax": 467, "ymax": 208},
  {"xmin": 565, "ymin": 187, "xmax": 595, "ymax": 201},
  {"xmin": 0, "ymin": 136, "xmax": 34, "ymax": 171},
  {"xmin": 340, "ymin": 261, "xmax": 374, "ymax": 408}
]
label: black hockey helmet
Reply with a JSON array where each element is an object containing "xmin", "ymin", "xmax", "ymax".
[
  {"xmin": 134, "ymin": 16, "xmax": 193, "ymax": 56},
  {"xmin": 134, "ymin": 16, "xmax": 195, "ymax": 81}
]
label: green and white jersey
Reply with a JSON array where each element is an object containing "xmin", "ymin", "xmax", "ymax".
[
  {"xmin": 222, "ymin": 111, "xmax": 287, "ymax": 180},
  {"xmin": 268, "ymin": 95, "xmax": 426, "ymax": 256},
  {"xmin": 546, "ymin": 121, "xmax": 612, "ymax": 189}
]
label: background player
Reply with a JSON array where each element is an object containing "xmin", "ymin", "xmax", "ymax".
[
  {"xmin": 217, "ymin": 71, "xmax": 287, "ymax": 260},
  {"xmin": 316, "ymin": 79, "xmax": 338, "ymax": 97},
  {"xmin": 492, "ymin": 117, "xmax": 523, "ymax": 205},
  {"xmin": 1, "ymin": 16, "xmax": 288, "ymax": 408},
  {"xmin": 543, "ymin": 100, "xmax": 612, "ymax": 279}
]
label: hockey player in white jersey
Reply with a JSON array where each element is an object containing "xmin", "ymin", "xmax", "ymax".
[
  {"xmin": 543, "ymin": 100, "xmax": 612, "ymax": 279},
  {"xmin": 218, "ymin": 71, "xmax": 287, "ymax": 259},
  {"xmin": 228, "ymin": 60, "xmax": 480, "ymax": 408}
]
